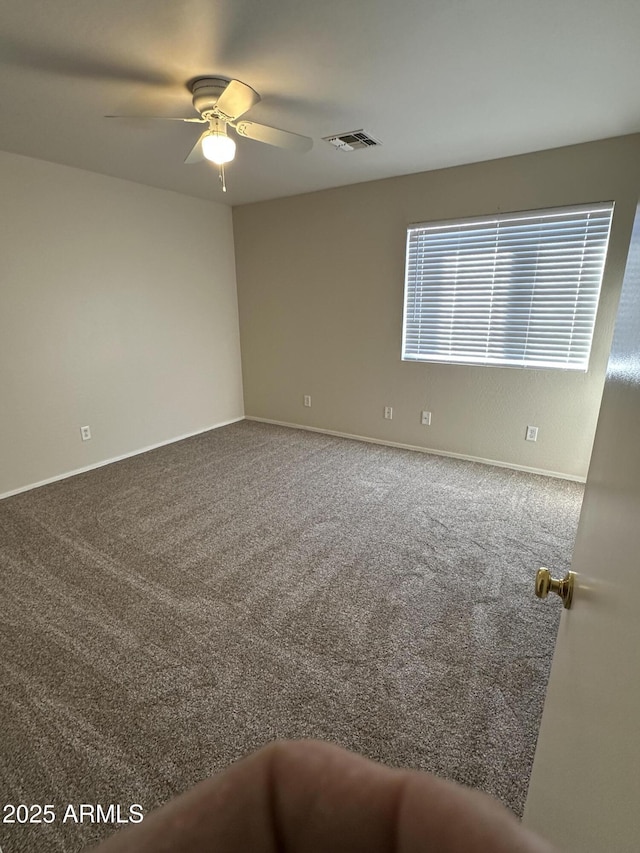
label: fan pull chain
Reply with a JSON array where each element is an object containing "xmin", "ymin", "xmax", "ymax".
[{"xmin": 219, "ymin": 163, "xmax": 227, "ymax": 192}]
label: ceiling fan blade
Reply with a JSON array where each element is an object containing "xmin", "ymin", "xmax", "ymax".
[
  {"xmin": 215, "ymin": 80, "xmax": 261, "ymax": 121},
  {"xmin": 105, "ymin": 115, "xmax": 206, "ymax": 123},
  {"xmin": 235, "ymin": 121, "xmax": 313, "ymax": 153},
  {"xmin": 185, "ymin": 132, "xmax": 208, "ymax": 164}
]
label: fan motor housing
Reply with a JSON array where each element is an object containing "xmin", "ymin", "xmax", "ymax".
[{"xmin": 189, "ymin": 77, "xmax": 229, "ymax": 116}]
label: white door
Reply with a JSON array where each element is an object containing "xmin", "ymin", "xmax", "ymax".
[{"xmin": 523, "ymin": 202, "xmax": 640, "ymax": 851}]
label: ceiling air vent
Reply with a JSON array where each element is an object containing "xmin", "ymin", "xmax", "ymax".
[{"xmin": 323, "ymin": 130, "xmax": 382, "ymax": 151}]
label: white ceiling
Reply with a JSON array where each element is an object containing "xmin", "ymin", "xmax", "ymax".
[{"xmin": 1, "ymin": 0, "xmax": 639, "ymax": 207}]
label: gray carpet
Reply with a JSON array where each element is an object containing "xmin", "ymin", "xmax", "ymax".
[{"xmin": 0, "ymin": 421, "xmax": 583, "ymax": 852}]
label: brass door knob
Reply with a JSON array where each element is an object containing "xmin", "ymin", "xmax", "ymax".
[{"xmin": 535, "ymin": 567, "xmax": 576, "ymax": 609}]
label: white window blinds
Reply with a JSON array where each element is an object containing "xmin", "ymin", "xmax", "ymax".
[{"xmin": 402, "ymin": 203, "xmax": 614, "ymax": 370}]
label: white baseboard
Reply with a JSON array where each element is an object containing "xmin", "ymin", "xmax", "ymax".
[
  {"xmin": 2, "ymin": 415, "xmax": 585, "ymax": 500},
  {"xmin": 245, "ymin": 416, "xmax": 587, "ymax": 483},
  {"xmin": 0, "ymin": 417, "xmax": 245, "ymax": 500}
]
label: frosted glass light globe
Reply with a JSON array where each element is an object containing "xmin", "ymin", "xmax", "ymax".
[{"xmin": 202, "ymin": 131, "xmax": 236, "ymax": 165}]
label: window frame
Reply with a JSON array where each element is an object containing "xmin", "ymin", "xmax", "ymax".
[{"xmin": 401, "ymin": 202, "xmax": 615, "ymax": 373}]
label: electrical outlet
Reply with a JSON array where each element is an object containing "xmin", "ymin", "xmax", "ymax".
[
  {"xmin": 304, "ymin": 395, "xmax": 312, "ymax": 407},
  {"xmin": 384, "ymin": 406, "xmax": 393, "ymax": 420},
  {"xmin": 526, "ymin": 425, "xmax": 539, "ymax": 442},
  {"xmin": 80, "ymin": 425, "xmax": 92, "ymax": 441},
  {"xmin": 421, "ymin": 410, "xmax": 432, "ymax": 426}
]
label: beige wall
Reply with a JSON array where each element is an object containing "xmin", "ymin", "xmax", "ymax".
[
  {"xmin": 233, "ymin": 135, "xmax": 640, "ymax": 479},
  {"xmin": 0, "ymin": 151, "xmax": 243, "ymax": 496}
]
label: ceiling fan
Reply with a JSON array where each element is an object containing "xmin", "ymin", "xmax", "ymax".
[{"xmin": 107, "ymin": 77, "xmax": 313, "ymax": 192}]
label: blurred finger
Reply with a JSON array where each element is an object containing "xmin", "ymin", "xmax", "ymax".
[{"xmin": 90, "ymin": 740, "xmax": 554, "ymax": 853}]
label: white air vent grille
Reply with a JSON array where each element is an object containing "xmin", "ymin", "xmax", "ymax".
[{"xmin": 323, "ymin": 130, "xmax": 382, "ymax": 151}]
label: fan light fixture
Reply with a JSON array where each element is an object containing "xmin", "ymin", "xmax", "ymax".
[
  {"xmin": 202, "ymin": 121, "xmax": 236, "ymax": 164},
  {"xmin": 105, "ymin": 76, "xmax": 314, "ymax": 194}
]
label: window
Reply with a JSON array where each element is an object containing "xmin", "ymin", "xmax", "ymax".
[{"xmin": 402, "ymin": 203, "xmax": 614, "ymax": 371}]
